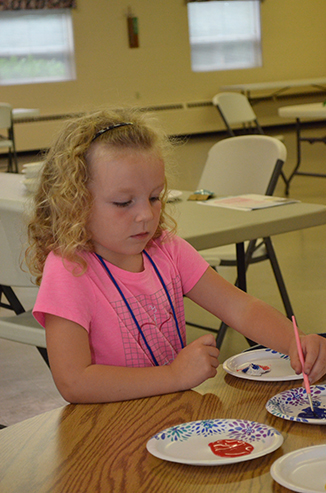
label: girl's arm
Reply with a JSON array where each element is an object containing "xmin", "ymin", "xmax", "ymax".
[
  {"xmin": 186, "ymin": 267, "xmax": 326, "ymax": 383},
  {"xmin": 45, "ymin": 313, "xmax": 219, "ymax": 403}
]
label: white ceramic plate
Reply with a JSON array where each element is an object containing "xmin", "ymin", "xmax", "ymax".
[
  {"xmin": 223, "ymin": 348, "xmax": 301, "ymax": 381},
  {"xmin": 167, "ymin": 189, "xmax": 182, "ymax": 201},
  {"xmin": 271, "ymin": 444, "xmax": 326, "ymax": 492},
  {"xmin": 266, "ymin": 385, "xmax": 326, "ymax": 424},
  {"xmin": 146, "ymin": 418, "xmax": 283, "ymax": 466}
]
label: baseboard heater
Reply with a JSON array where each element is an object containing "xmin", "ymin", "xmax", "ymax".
[{"xmin": 14, "ymin": 89, "xmax": 324, "ymax": 125}]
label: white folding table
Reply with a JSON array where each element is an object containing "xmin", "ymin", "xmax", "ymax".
[
  {"xmin": 278, "ymin": 102, "xmax": 326, "ymax": 194},
  {"xmin": 220, "ymin": 77, "xmax": 326, "ymax": 101},
  {"xmin": 1, "ymin": 174, "xmax": 326, "ymax": 348}
]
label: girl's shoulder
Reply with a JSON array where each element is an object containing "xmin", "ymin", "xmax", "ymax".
[{"xmin": 43, "ymin": 250, "xmax": 93, "ymax": 278}]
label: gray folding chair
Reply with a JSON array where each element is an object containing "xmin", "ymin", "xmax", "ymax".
[
  {"xmin": 0, "ymin": 103, "xmax": 18, "ymax": 173},
  {"xmin": 186, "ymin": 135, "xmax": 293, "ymax": 349},
  {"xmin": 213, "ymin": 92, "xmax": 287, "ymax": 186},
  {"xmin": 0, "ymin": 201, "xmax": 48, "ymax": 365}
]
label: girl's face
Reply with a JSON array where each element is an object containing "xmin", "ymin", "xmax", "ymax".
[{"xmin": 87, "ymin": 145, "xmax": 165, "ymax": 272}]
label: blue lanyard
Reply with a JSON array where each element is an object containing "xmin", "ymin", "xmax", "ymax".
[{"xmin": 95, "ymin": 251, "xmax": 184, "ymax": 366}]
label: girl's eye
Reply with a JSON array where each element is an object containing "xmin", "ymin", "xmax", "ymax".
[
  {"xmin": 150, "ymin": 196, "xmax": 160, "ymax": 203},
  {"xmin": 113, "ymin": 201, "xmax": 132, "ymax": 208}
]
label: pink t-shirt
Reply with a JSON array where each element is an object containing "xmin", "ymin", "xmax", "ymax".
[{"xmin": 33, "ymin": 233, "xmax": 209, "ymax": 367}]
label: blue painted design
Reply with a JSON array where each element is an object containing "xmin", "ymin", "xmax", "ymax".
[
  {"xmin": 156, "ymin": 423, "xmax": 193, "ymax": 442},
  {"xmin": 154, "ymin": 419, "xmax": 280, "ymax": 443},
  {"xmin": 241, "ymin": 363, "xmax": 271, "ymax": 375},
  {"xmin": 266, "ymin": 385, "xmax": 326, "ymax": 422},
  {"xmin": 264, "ymin": 348, "xmax": 290, "ymax": 360},
  {"xmin": 191, "ymin": 419, "xmax": 227, "ymax": 437},
  {"xmin": 298, "ymin": 406, "xmax": 326, "ymax": 419}
]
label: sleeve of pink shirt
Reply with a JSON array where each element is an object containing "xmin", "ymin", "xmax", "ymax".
[{"xmin": 33, "ymin": 252, "xmax": 96, "ymax": 329}]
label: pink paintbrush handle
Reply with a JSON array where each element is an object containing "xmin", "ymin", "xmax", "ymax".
[
  {"xmin": 302, "ymin": 373, "xmax": 311, "ymax": 395},
  {"xmin": 292, "ymin": 316, "xmax": 311, "ymax": 394}
]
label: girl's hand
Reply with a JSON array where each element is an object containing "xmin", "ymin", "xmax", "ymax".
[
  {"xmin": 289, "ymin": 334, "xmax": 326, "ymax": 384},
  {"xmin": 169, "ymin": 334, "xmax": 219, "ymax": 390}
]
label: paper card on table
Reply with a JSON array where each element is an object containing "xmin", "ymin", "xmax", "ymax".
[{"xmin": 199, "ymin": 194, "xmax": 300, "ymax": 211}]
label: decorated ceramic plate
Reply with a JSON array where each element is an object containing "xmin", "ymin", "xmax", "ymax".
[
  {"xmin": 223, "ymin": 348, "xmax": 301, "ymax": 381},
  {"xmin": 146, "ymin": 418, "xmax": 283, "ymax": 466},
  {"xmin": 266, "ymin": 385, "xmax": 326, "ymax": 424},
  {"xmin": 271, "ymin": 444, "xmax": 326, "ymax": 492}
]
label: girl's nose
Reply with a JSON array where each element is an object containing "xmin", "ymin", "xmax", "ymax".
[{"xmin": 135, "ymin": 200, "xmax": 155, "ymax": 222}]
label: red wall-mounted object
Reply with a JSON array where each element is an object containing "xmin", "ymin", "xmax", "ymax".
[{"xmin": 127, "ymin": 14, "xmax": 139, "ymax": 48}]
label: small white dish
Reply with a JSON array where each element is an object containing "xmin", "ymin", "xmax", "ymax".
[
  {"xmin": 146, "ymin": 418, "xmax": 283, "ymax": 466},
  {"xmin": 22, "ymin": 161, "xmax": 44, "ymax": 178},
  {"xmin": 167, "ymin": 189, "xmax": 182, "ymax": 202},
  {"xmin": 22, "ymin": 178, "xmax": 39, "ymax": 193},
  {"xmin": 223, "ymin": 348, "xmax": 301, "ymax": 382},
  {"xmin": 266, "ymin": 385, "xmax": 326, "ymax": 424},
  {"xmin": 271, "ymin": 444, "xmax": 326, "ymax": 492}
]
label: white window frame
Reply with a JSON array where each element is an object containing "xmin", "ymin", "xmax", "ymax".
[
  {"xmin": 187, "ymin": 0, "xmax": 262, "ymax": 72},
  {"xmin": 0, "ymin": 9, "xmax": 76, "ymax": 86}
]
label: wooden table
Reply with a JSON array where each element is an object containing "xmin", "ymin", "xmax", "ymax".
[
  {"xmin": 0, "ymin": 365, "xmax": 325, "ymax": 492},
  {"xmin": 278, "ymin": 102, "xmax": 326, "ymax": 194}
]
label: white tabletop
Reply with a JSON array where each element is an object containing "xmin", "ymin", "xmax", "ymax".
[
  {"xmin": 174, "ymin": 193, "xmax": 326, "ymax": 250},
  {"xmin": 278, "ymin": 102, "xmax": 326, "ymax": 120},
  {"xmin": 2, "ymin": 173, "xmax": 326, "ymax": 250},
  {"xmin": 220, "ymin": 77, "xmax": 326, "ymax": 93}
]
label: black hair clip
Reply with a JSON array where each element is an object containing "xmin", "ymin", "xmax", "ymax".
[{"xmin": 92, "ymin": 122, "xmax": 133, "ymax": 142}]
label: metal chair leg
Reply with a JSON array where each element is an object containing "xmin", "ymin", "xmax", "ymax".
[
  {"xmin": 215, "ymin": 237, "xmax": 293, "ymax": 349},
  {"xmin": 0, "ymin": 285, "xmax": 50, "ymax": 367},
  {"xmin": 37, "ymin": 347, "xmax": 50, "ymax": 367},
  {"xmin": 216, "ymin": 321, "xmax": 229, "ymax": 349},
  {"xmin": 0, "ymin": 285, "xmax": 25, "ymax": 314},
  {"xmin": 263, "ymin": 237, "xmax": 294, "ymax": 319},
  {"xmin": 215, "ymin": 240, "xmax": 259, "ymax": 349}
]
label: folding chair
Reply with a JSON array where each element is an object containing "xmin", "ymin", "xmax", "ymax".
[
  {"xmin": 0, "ymin": 202, "xmax": 48, "ymax": 365},
  {"xmin": 213, "ymin": 92, "xmax": 287, "ymax": 186},
  {"xmin": 0, "ymin": 103, "xmax": 18, "ymax": 173},
  {"xmin": 187, "ymin": 135, "xmax": 293, "ymax": 349}
]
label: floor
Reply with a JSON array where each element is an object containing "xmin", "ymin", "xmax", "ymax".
[{"xmin": 1, "ymin": 123, "xmax": 326, "ymax": 427}]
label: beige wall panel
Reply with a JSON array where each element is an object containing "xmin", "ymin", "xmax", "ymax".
[{"xmin": 0, "ymin": 0, "xmax": 325, "ymax": 150}]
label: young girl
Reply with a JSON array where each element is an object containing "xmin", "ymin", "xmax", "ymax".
[{"xmin": 26, "ymin": 108, "xmax": 326, "ymax": 404}]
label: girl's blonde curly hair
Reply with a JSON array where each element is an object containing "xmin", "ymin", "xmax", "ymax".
[{"xmin": 25, "ymin": 107, "xmax": 177, "ymax": 285}]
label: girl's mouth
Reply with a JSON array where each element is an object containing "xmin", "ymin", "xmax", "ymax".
[{"xmin": 131, "ymin": 232, "xmax": 149, "ymax": 240}]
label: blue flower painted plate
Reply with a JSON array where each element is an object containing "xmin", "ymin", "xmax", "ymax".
[
  {"xmin": 146, "ymin": 419, "xmax": 283, "ymax": 466},
  {"xmin": 266, "ymin": 385, "xmax": 326, "ymax": 424},
  {"xmin": 223, "ymin": 348, "xmax": 301, "ymax": 382}
]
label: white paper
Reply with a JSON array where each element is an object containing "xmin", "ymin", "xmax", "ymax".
[{"xmin": 199, "ymin": 194, "xmax": 300, "ymax": 211}]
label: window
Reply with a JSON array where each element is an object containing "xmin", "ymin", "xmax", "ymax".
[
  {"xmin": 0, "ymin": 9, "xmax": 76, "ymax": 86},
  {"xmin": 187, "ymin": 1, "xmax": 262, "ymax": 72}
]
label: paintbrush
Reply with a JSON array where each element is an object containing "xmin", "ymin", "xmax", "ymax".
[{"xmin": 292, "ymin": 315, "xmax": 314, "ymax": 413}]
